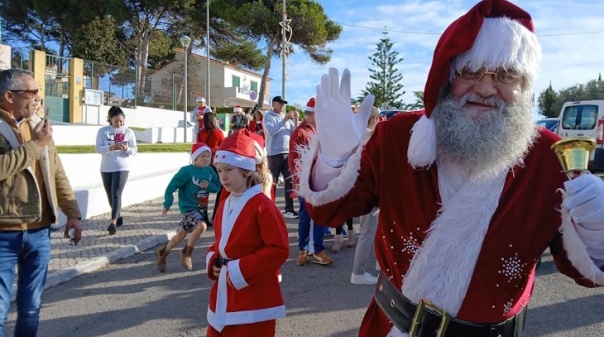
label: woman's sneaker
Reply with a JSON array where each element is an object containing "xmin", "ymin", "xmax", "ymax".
[
  {"xmin": 107, "ymin": 223, "xmax": 117, "ymax": 235},
  {"xmin": 350, "ymin": 272, "xmax": 378, "ymax": 285},
  {"xmin": 116, "ymin": 216, "xmax": 124, "ymax": 227},
  {"xmin": 283, "ymin": 211, "xmax": 299, "ymax": 219}
]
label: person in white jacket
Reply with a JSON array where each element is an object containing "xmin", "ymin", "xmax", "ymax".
[{"xmin": 95, "ymin": 106, "xmax": 137, "ymax": 235}]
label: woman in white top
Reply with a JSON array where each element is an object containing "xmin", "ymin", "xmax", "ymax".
[{"xmin": 95, "ymin": 106, "xmax": 137, "ymax": 235}]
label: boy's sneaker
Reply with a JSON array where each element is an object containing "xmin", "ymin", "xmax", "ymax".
[
  {"xmin": 350, "ymin": 272, "xmax": 378, "ymax": 285},
  {"xmin": 283, "ymin": 211, "xmax": 299, "ymax": 219},
  {"xmin": 107, "ymin": 223, "xmax": 117, "ymax": 235},
  {"xmin": 296, "ymin": 250, "xmax": 309, "ymax": 266},
  {"xmin": 311, "ymin": 250, "xmax": 333, "ymax": 265},
  {"xmin": 116, "ymin": 216, "xmax": 124, "ymax": 227}
]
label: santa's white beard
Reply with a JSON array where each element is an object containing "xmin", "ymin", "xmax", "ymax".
[{"xmin": 431, "ymin": 90, "xmax": 537, "ymax": 180}]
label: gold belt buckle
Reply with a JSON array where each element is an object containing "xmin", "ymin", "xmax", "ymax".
[{"xmin": 409, "ymin": 299, "xmax": 450, "ymax": 337}]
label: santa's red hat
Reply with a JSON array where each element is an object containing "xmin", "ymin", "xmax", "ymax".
[
  {"xmin": 233, "ymin": 105, "xmax": 243, "ymax": 113},
  {"xmin": 191, "ymin": 142, "xmax": 211, "ymax": 162},
  {"xmin": 305, "ymin": 97, "xmax": 315, "ymax": 113},
  {"xmin": 215, "ymin": 129, "xmax": 256, "ymax": 171},
  {"xmin": 196, "ymin": 96, "xmax": 205, "ymax": 103},
  {"xmin": 408, "ymin": 0, "xmax": 540, "ymax": 168}
]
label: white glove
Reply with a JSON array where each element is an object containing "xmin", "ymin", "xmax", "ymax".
[
  {"xmin": 315, "ymin": 68, "xmax": 375, "ymax": 167},
  {"xmin": 562, "ymin": 173, "xmax": 604, "ymax": 230}
]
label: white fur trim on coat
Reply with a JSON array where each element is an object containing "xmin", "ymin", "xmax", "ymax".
[
  {"xmin": 206, "ymin": 251, "xmax": 216, "ymax": 272},
  {"xmin": 559, "ymin": 193, "xmax": 604, "ymax": 285},
  {"xmin": 407, "ymin": 115, "xmax": 437, "ymax": 169},
  {"xmin": 228, "ymin": 259, "xmax": 249, "ymax": 290},
  {"xmin": 296, "ymin": 133, "xmax": 363, "ymax": 206}
]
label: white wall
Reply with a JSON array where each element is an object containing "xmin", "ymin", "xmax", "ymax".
[
  {"xmin": 82, "ymin": 104, "xmax": 193, "ymax": 128},
  {"xmin": 57, "ymin": 152, "xmax": 190, "ymax": 223}
]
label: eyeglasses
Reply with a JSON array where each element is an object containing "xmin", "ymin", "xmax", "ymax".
[
  {"xmin": 10, "ymin": 89, "xmax": 40, "ymax": 97},
  {"xmin": 456, "ymin": 67, "xmax": 522, "ymax": 86}
]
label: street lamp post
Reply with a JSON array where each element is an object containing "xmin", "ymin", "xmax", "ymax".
[
  {"xmin": 280, "ymin": 0, "xmax": 292, "ymax": 100},
  {"xmin": 180, "ymin": 35, "xmax": 192, "ymax": 143},
  {"xmin": 206, "ymin": 0, "xmax": 211, "ymax": 106}
]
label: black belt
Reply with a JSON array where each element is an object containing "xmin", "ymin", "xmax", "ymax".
[
  {"xmin": 215, "ymin": 257, "xmax": 233, "ymax": 268},
  {"xmin": 375, "ymin": 272, "xmax": 526, "ymax": 337}
]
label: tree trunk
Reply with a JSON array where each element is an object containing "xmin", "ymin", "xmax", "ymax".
[
  {"xmin": 136, "ymin": 28, "xmax": 151, "ymax": 106},
  {"xmin": 258, "ymin": 38, "xmax": 277, "ymax": 109}
]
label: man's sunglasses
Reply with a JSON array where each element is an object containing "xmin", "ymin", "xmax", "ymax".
[{"xmin": 10, "ymin": 89, "xmax": 40, "ymax": 96}]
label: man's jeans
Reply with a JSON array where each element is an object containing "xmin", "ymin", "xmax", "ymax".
[
  {"xmin": 268, "ymin": 153, "xmax": 294, "ymax": 213},
  {"xmin": 0, "ymin": 227, "xmax": 51, "ymax": 337},
  {"xmin": 298, "ymin": 197, "xmax": 326, "ymax": 253}
]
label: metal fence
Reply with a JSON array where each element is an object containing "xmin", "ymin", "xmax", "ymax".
[{"xmin": 83, "ymin": 59, "xmax": 204, "ymax": 111}]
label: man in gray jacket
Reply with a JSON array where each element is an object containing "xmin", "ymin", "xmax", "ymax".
[
  {"xmin": 0, "ymin": 69, "xmax": 82, "ymax": 337},
  {"xmin": 264, "ymin": 95, "xmax": 298, "ymax": 218}
]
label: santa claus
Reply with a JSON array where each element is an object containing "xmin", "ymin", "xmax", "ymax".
[{"xmin": 296, "ymin": 1, "xmax": 604, "ymax": 337}]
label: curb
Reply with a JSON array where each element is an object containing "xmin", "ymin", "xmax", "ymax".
[{"xmin": 10, "ymin": 230, "xmax": 178, "ymax": 302}]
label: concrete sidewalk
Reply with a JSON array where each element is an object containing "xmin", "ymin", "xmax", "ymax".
[
  {"xmin": 44, "ymin": 196, "xmax": 181, "ymax": 290},
  {"xmin": 40, "ymin": 192, "xmax": 293, "ymax": 292}
]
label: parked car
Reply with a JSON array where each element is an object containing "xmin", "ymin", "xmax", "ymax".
[
  {"xmin": 536, "ymin": 118, "xmax": 559, "ymax": 133},
  {"xmin": 379, "ymin": 109, "xmax": 423, "ymax": 120}
]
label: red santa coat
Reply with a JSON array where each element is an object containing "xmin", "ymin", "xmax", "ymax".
[
  {"xmin": 206, "ymin": 185, "xmax": 289, "ymax": 332},
  {"xmin": 298, "ymin": 112, "xmax": 604, "ymax": 337}
]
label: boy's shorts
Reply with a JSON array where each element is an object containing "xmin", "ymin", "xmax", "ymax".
[{"xmin": 180, "ymin": 208, "xmax": 210, "ymax": 233}]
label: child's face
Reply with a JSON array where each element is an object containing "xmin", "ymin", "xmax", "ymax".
[
  {"xmin": 215, "ymin": 163, "xmax": 252, "ymax": 194},
  {"xmin": 193, "ymin": 151, "xmax": 211, "ymax": 167}
]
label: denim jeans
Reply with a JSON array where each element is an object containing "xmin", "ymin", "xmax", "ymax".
[
  {"xmin": 0, "ymin": 227, "xmax": 51, "ymax": 337},
  {"xmin": 297, "ymin": 197, "xmax": 326, "ymax": 253}
]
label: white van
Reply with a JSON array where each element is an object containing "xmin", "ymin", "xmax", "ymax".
[{"xmin": 557, "ymin": 100, "xmax": 604, "ymax": 172}]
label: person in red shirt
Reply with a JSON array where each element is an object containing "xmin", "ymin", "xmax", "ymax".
[
  {"xmin": 248, "ymin": 109, "xmax": 265, "ymax": 141},
  {"xmin": 288, "ymin": 98, "xmax": 332, "ymax": 266},
  {"xmin": 196, "ymin": 112, "xmax": 224, "ymax": 163}
]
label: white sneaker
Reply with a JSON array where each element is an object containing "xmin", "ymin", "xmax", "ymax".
[
  {"xmin": 350, "ymin": 272, "xmax": 378, "ymax": 285},
  {"xmin": 283, "ymin": 211, "xmax": 299, "ymax": 219}
]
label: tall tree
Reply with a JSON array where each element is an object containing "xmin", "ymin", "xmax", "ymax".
[
  {"xmin": 537, "ymin": 82, "xmax": 558, "ymax": 118},
  {"xmin": 106, "ymin": 0, "xmax": 195, "ymax": 103},
  {"xmin": 215, "ymin": 0, "xmax": 342, "ymax": 107},
  {"xmin": 359, "ymin": 31, "xmax": 405, "ymax": 109}
]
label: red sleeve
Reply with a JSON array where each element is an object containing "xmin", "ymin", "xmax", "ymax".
[
  {"xmin": 288, "ymin": 127, "xmax": 302, "ymax": 188},
  {"xmin": 248, "ymin": 121, "xmax": 257, "ymax": 133},
  {"xmin": 209, "ymin": 129, "xmax": 225, "ymax": 155},
  {"xmin": 196, "ymin": 129, "xmax": 205, "ymax": 144}
]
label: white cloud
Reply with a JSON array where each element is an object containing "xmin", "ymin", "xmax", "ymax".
[{"xmin": 271, "ymin": 0, "xmax": 604, "ymax": 109}]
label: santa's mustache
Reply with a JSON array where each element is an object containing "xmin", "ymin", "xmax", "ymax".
[{"xmin": 458, "ymin": 92, "xmax": 506, "ymax": 110}]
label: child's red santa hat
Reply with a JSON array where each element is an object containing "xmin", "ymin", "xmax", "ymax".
[
  {"xmin": 304, "ymin": 97, "xmax": 315, "ymax": 113},
  {"xmin": 196, "ymin": 96, "xmax": 205, "ymax": 103},
  {"xmin": 215, "ymin": 129, "xmax": 256, "ymax": 171},
  {"xmin": 407, "ymin": 0, "xmax": 540, "ymax": 168},
  {"xmin": 191, "ymin": 142, "xmax": 211, "ymax": 162},
  {"xmin": 233, "ymin": 105, "xmax": 243, "ymax": 113}
]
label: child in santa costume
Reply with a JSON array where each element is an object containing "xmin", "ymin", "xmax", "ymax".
[
  {"xmin": 156, "ymin": 142, "xmax": 219, "ymax": 272},
  {"xmin": 297, "ymin": 1, "xmax": 604, "ymax": 337},
  {"xmin": 206, "ymin": 129, "xmax": 289, "ymax": 337}
]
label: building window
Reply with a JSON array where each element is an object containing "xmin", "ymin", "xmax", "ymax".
[
  {"xmin": 250, "ymin": 80, "xmax": 258, "ymax": 93},
  {"xmin": 232, "ymin": 75, "xmax": 240, "ymax": 88}
]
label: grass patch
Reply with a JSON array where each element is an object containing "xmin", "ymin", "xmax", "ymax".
[
  {"xmin": 57, "ymin": 143, "xmax": 192, "ymax": 154},
  {"xmin": 130, "ymin": 127, "xmax": 147, "ymax": 132}
]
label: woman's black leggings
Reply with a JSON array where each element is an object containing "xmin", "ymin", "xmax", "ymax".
[
  {"xmin": 101, "ymin": 171, "xmax": 129, "ymax": 220},
  {"xmin": 336, "ymin": 218, "xmax": 354, "ymax": 234}
]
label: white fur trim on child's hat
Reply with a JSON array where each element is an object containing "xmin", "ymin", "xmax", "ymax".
[
  {"xmin": 215, "ymin": 150, "xmax": 256, "ymax": 171},
  {"xmin": 234, "ymin": 105, "xmax": 243, "ymax": 113},
  {"xmin": 191, "ymin": 143, "xmax": 211, "ymax": 162},
  {"xmin": 407, "ymin": 114, "xmax": 437, "ymax": 169}
]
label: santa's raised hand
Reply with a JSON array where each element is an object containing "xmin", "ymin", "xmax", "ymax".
[{"xmin": 315, "ymin": 68, "xmax": 374, "ymax": 167}]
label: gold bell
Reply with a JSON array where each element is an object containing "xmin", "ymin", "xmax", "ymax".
[{"xmin": 551, "ymin": 137, "xmax": 596, "ymax": 178}]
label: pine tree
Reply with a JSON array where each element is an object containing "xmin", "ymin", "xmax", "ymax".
[
  {"xmin": 359, "ymin": 31, "xmax": 405, "ymax": 108},
  {"xmin": 537, "ymin": 82, "xmax": 558, "ymax": 118}
]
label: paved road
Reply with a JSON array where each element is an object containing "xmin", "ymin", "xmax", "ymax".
[{"xmin": 4, "ymin": 193, "xmax": 604, "ymax": 336}]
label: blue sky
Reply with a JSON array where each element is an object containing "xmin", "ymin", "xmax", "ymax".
[{"xmin": 271, "ymin": 0, "xmax": 604, "ymax": 110}]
